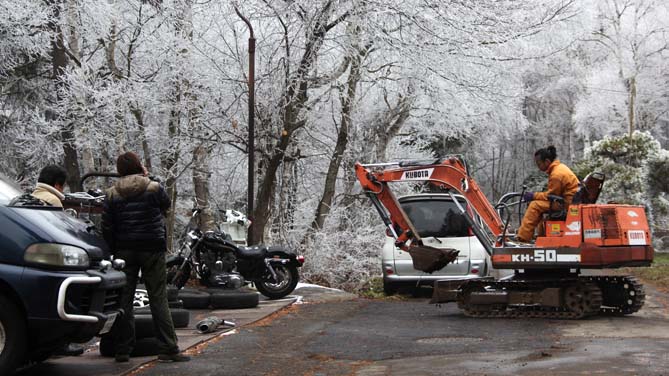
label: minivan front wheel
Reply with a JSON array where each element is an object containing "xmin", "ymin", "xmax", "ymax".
[{"xmin": 0, "ymin": 295, "xmax": 27, "ymax": 375}]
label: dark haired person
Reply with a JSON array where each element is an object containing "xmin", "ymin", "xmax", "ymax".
[
  {"xmin": 31, "ymin": 164, "xmax": 89, "ymax": 356},
  {"xmin": 516, "ymin": 146, "xmax": 579, "ymax": 243},
  {"xmin": 102, "ymin": 151, "xmax": 189, "ymax": 363},
  {"xmin": 31, "ymin": 164, "xmax": 67, "ymax": 207}
]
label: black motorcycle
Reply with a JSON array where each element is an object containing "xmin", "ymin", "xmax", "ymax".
[{"xmin": 166, "ymin": 209, "xmax": 304, "ymax": 299}]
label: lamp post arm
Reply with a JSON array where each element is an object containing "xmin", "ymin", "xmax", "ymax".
[{"xmin": 234, "ymin": 6, "xmax": 255, "ymax": 39}]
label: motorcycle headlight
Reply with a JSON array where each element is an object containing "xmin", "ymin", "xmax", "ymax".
[{"xmin": 24, "ymin": 243, "xmax": 90, "ymax": 268}]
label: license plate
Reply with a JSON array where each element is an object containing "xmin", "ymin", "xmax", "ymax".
[{"xmin": 99, "ymin": 312, "xmax": 119, "ymax": 335}]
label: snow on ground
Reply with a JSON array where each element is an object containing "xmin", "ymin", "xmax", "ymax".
[{"xmin": 296, "ymin": 282, "xmax": 346, "ymax": 292}]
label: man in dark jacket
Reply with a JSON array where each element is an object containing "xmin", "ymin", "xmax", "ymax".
[{"xmin": 102, "ymin": 151, "xmax": 189, "ymax": 363}]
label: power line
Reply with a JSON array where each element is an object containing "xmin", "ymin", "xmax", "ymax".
[{"xmin": 583, "ymin": 85, "xmax": 629, "ymax": 95}]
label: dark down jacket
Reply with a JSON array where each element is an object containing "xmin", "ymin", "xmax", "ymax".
[{"xmin": 102, "ymin": 174, "xmax": 170, "ymax": 252}]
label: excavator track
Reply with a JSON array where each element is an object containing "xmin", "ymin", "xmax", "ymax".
[
  {"xmin": 588, "ymin": 275, "xmax": 645, "ymax": 315},
  {"xmin": 456, "ymin": 275, "xmax": 643, "ymax": 319}
]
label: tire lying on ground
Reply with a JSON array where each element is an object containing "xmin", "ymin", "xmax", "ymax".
[
  {"xmin": 167, "ymin": 285, "xmax": 180, "ymax": 302},
  {"xmin": 99, "ymin": 335, "xmax": 163, "ymax": 357},
  {"xmin": 129, "ymin": 337, "xmax": 164, "ymax": 357},
  {"xmin": 98, "ymin": 335, "xmax": 115, "ymax": 357},
  {"xmin": 132, "ymin": 308, "xmax": 191, "ymax": 339},
  {"xmin": 133, "ymin": 287, "xmax": 150, "ymax": 308},
  {"xmin": 133, "ymin": 306, "xmax": 191, "ymax": 327},
  {"xmin": 135, "ymin": 284, "xmax": 180, "ymax": 304},
  {"xmin": 206, "ymin": 288, "xmax": 260, "ymax": 309},
  {"xmin": 168, "ymin": 299, "xmax": 184, "ymax": 309},
  {"xmin": 177, "ymin": 288, "xmax": 211, "ymax": 309},
  {"xmin": 170, "ymin": 308, "xmax": 191, "ymax": 328}
]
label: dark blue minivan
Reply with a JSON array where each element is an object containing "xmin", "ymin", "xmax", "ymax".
[{"xmin": 0, "ymin": 176, "xmax": 125, "ymax": 374}]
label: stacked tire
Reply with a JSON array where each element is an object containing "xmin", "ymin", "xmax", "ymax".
[
  {"xmin": 178, "ymin": 287, "xmax": 259, "ymax": 310},
  {"xmin": 99, "ymin": 286, "xmax": 260, "ymax": 357},
  {"xmin": 99, "ymin": 285, "xmax": 190, "ymax": 357}
]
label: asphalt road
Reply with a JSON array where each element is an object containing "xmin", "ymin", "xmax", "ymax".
[{"xmin": 135, "ymin": 285, "xmax": 669, "ymax": 376}]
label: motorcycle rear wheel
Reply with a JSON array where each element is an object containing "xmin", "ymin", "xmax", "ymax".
[{"xmin": 255, "ymin": 264, "xmax": 299, "ymax": 300}]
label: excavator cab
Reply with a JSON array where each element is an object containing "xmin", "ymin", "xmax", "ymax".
[
  {"xmin": 537, "ymin": 172, "xmax": 605, "ymax": 241},
  {"xmin": 493, "ymin": 169, "xmax": 650, "ymax": 267},
  {"xmin": 499, "ymin": 172, "xmax": 606, "ymax": 233}
]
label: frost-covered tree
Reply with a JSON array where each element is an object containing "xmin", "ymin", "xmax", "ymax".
[
  {"xmin": 575, "ymin": 0, "xmax": 669, "ymax": 142},
  {"xmin": 0, "ymin": 1, "xmax": 53, "ymax": 179},
  {"xmin": 573, "ymin": 131, "xmax": 668, "ymax": 246},
  {"xmin": 3, "ymin": 0, "xmax": 667, "ymax": 289},
  {"xmin": 645, "ymin": 150, "xmax": 669, "ymax": 249}
]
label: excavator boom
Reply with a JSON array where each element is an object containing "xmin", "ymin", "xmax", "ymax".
[
  {"xmin": 355, "ymin": 157, "xmax": 504, "ymax": 242},
  {"xmin": 355, "ymin": 157, "xmax": 509, "ymax": 272}
]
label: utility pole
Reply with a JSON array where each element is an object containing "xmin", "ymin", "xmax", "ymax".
[{"xmin": 234, "ymin": 5, "xmax": 256, "ymax": 245}]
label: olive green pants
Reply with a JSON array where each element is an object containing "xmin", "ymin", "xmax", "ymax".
[{"xmin": 113, "ymin": 250, "xmax": 179, "ymax": 356}]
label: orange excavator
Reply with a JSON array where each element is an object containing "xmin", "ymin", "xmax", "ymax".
[{"xmin": 355, "ymin": 156, "xmax": 654, "ymax": 318}]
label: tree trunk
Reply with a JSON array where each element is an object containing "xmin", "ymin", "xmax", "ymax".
[
  {"xmin": 252, "ymin": 120, "xmax": 294, "ymax": 244},
  {"xmin": 102, "ymin": 20, "xmax": 127, "ymax": 157},
  {"xmin": 66, "ymin": 0, "xmax": 89, "ymax": 178},
  {"xmin": 337, "ymin": 94, "xmax": 414, "ymax": 231},
  {"xmin": 47, "ymin": 0, "xmax": 82, "ymax": 192},
  {"xmin": 162, "ymin": 0, "xmax": 194, "ymax": 250},
  {"xmin": 277, "ymin": 157, "xmax": 297, "ymax": 238},
  {"xmin": 568, "ymin": 105, "xmax": 575, "ymax": 164},
  {"xmin": 161, "ymin": 101, "xmax": 181, "ymax": 252},
  {"xmin": 374, "ymin": 95, "xmax": 413, "ymax": 161},
  {"xmin": 192, "ymin": 143, "xmax": 214, "ymax": 231},
  {"xmin": 250, "ymin": 4, "xmax": 349, "ymax": 244},
  {"xmin": 61, "ymin": 124, "xmax": 82, "ymax": 192},
  {"xmin": 628, "ymin": 76, "xmax": 636, "ymax": 137},
  {"xmin": 491, "ymin": 147, "xmax": 496, "ymax": 201},
  {"xmin": 131, "ymin": 107, "xmax": 153, "ymax": 171},
  {"xmin": 310, "ymin": 51, "xmax": 363, "ymax": 231}
]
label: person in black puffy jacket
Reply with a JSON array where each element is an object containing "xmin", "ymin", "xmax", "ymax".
[{"xmin": 102, "ymin": 151, "xmax": 190, "ymax": 363}]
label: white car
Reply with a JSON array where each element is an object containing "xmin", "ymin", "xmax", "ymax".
[{"xmin": 381, "ymin": 193, "xmax": 493, "ymax": 295}]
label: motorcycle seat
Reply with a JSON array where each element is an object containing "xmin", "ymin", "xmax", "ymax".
[{"xmin": 237, "ymin": 245, "xmax": 268, "ymax": 259}]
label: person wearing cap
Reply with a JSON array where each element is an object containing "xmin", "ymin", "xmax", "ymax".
[{"xmin": 102, "ymin": 151, "xmax": 190, "ymax": 363}]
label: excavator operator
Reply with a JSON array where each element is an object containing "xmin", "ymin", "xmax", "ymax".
[{"xmin": 516, "ymin": 145, "xmax": 579, "ymax": 243}]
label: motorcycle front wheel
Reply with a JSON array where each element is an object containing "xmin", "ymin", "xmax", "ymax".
[
  {"xmin": 255, "ymin": 264, "xmax": 299, "ymax": 299},
  {"xmin": 166, "ymin": 262, "xmax": 191, "ymax": 289}
]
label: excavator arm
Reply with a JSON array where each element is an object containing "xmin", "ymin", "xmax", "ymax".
[{"xmin": 355, "ymin": 157, "xmax": 506, "ymax": 272}]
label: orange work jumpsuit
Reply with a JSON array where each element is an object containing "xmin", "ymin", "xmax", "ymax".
[{"xmin": 517, "ymin": 160, "xmax": 579, "ymax": 242}]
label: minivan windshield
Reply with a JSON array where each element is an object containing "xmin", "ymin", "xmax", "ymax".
[
  {"xmin": 401, "ymin": 199, "xmax": 469, "ymax": 238},
  {"xmin": 0, "ymin": 176, "xmax": 22, "ymax": 205}
]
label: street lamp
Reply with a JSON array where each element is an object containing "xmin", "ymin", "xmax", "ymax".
[{"xmin": 234, "ymin": 5, "xmax": 256, "ymax": 245}]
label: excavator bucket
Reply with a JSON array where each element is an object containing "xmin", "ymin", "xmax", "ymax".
[{"xmin": 406, "ymin": 244, "xmax": 459, "ymax": 273}]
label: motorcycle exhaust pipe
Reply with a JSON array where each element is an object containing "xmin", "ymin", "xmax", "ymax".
[{"xmin": 196, "ymin": 316, "xmax": 236, "ymax": 334}]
